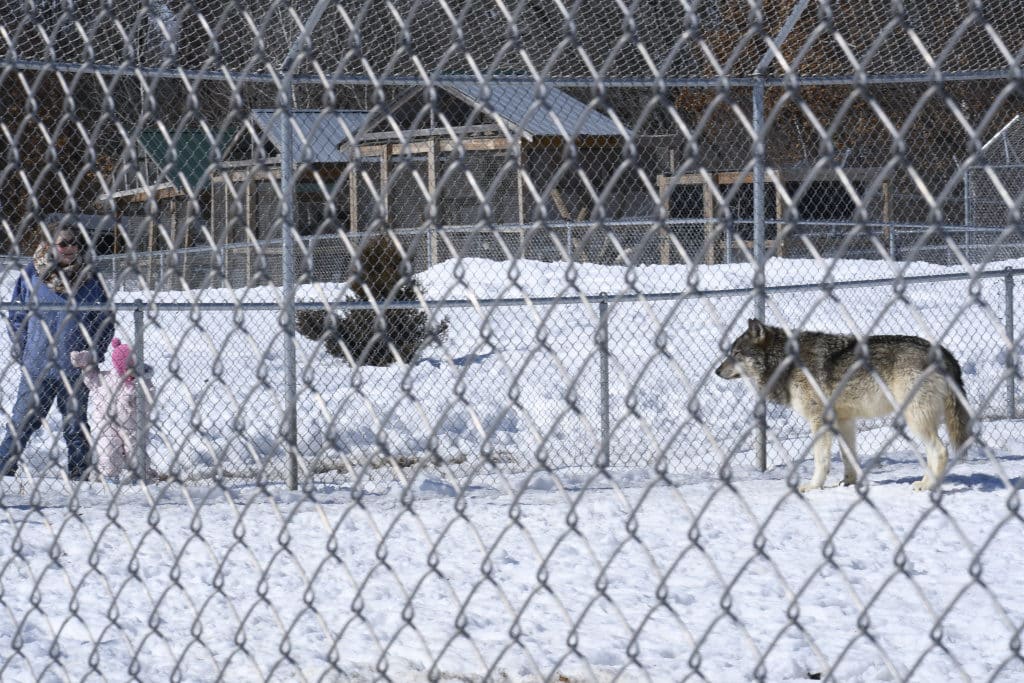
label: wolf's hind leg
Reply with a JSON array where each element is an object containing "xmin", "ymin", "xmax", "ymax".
[
  {"xmin": 912, "ymin": 438, "xmax": 948, "ymax": 491},
  {"xmin": 799, "ymin": 419, "xmax": 832, "ymax": 492},
  {"xmin": 837, "ymin": 419, "xmax": 861, "ymax": 486},
  {"xmin": 907, "ymin": 403, "xmax": 948, "ymax": 491}
]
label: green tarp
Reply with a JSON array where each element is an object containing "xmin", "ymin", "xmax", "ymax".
[{"xmin": 138, "ymin": 130, "xmax": 230, "ymax": 191}]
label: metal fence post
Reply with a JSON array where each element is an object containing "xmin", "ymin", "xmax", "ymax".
[
  {"xmin": 133, "ymin": 300, "xmax": 149, "ymax": 480},
  {"xmin": 598, "ymin": 296, "xmax": 610, "ymax": 468},
  {"xmin": 1006, "ymin": 269, "xmax": 1016, "ymax": 419},
  {"xmin": 753, "ymin": 78, "xmax": 767, "ymax": 319},
  {"xmin": 121, "ymin": 0, "xmax": 337, "ymax": 495},
  {"xmin": 276, "ymin": 0, "xmax": 336, "ymax": 490},
  {"xmin": 753, "ymin": 76, "xmax": 768, "ymax": 472},
  {"xmin": 280, "ymin": 77, "xmax": 299, "ymax": 491},
  {"xmin": 748, "ymin": 0, "xmax": 813, "ymax": 470}
]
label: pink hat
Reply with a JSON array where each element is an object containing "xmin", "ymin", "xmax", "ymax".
[{"xmin": 110, "ymin": 338, "xmax": 134, "ymax": 379}]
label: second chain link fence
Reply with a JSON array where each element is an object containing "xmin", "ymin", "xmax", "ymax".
[{"xmin": 10, "ymin": 266, "xmax": 1008, "ymax": 491}]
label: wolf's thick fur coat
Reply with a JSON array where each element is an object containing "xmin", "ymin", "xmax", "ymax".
[{"xmin": 716, "ymin": 320, "xmax": 970, "ymax": 491}]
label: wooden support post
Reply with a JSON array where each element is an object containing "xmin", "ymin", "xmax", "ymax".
[
  {"xmin": 882, "ymin": 179, "xmax": 892, "ymax": 257},
  {"xmin": 150, "ymin": 202, "xmax": 158, "ymax": 253},
  {"xmin": 517, "ymin": 154, "xmax": 526, "ymax": 255},
  {"xmin": 427, "ymin": 137, "xmax": 438, "ymax": 267},
  {"xmin": 220, "ymin": 174, "xmax": 228, "ymax": 244},
  {"xmin": 179, "ymin": 195, "xmax": 189, "ymax": 286},
  {"xmin": 657, "ymin": 174, "xmax": 670, "ymax": 265},
  {"xmin": 168, "ymin": 197, "xmax": 177, "ymax": 282},
  {"xmin": 349, "ymin": 165, "xmax": 359, "ymax": 233},
  {"xmin": 517, "ymin": 158, "xmax": 525, "ymax": 226},
  {"xmin": 550, "ymin": 188, "xmax": 575, "ymax": 259},
  {"xmin": 245, "ymin": 178, "xmax": 253, "ymax": 283},
  {"xmin": 245, "ymin": 177, "xmax": 252, "ymax": 240},
  {"xmin": 148, "ymin": 197, "xmax": 157, "ymax": 288},
  {"xmin": 774, "ymin": 178, "xmax": 785, "ymax": 257},
  {"xmin": 380, "ymin": 145, "xmax": 390, "ymax": 227},
  {"xmin": 703, "ymin": 180, "xmax": 716, "ymax": 265}
]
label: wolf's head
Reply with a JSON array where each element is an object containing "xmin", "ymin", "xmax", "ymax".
[{"xmin": 716, "ymin": 318, "xmax": 775, "ymax": 383}]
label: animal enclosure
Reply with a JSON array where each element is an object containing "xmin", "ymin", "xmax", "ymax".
[{"xmin": 1, "ymin": 1, "xmax": 1024, "ymax": 680}]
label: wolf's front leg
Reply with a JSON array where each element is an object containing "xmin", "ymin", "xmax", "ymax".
[
  {"xmin": 837, "ymin": 419, "xmax": 861, "ymax": 486},
  {"xmin": 799, "ymin": 423, "xmax": 832, "ymax": 492}
]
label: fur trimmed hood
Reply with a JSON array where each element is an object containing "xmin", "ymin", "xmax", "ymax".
[{"xmin": 33, "ymin": 242, "xmax": 92, "ymax": 296}]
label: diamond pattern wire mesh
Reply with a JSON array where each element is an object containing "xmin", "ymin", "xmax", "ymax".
[{"xmin": 1, "ymin": 0, "xmax": 1024, "ymax": 679}]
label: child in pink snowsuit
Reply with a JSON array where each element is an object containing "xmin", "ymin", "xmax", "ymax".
[{"xmin": 70, "ymin": 338, "xmax": 150, "ymax": 479}]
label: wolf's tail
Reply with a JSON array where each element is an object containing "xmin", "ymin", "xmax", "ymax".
[{"xmin": 941, "ymin": 346, "xmax": 971, "ymax": 450}]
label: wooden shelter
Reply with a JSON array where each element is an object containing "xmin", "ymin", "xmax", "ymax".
[
  {"xmin": 338, "ymin": 81, "xmax": 636, "ymax": 268},
  {"xmin": 657, "ymin": 166, "xmax": 892, "ymax": 264},
  {"xmin": 104, "ymin": 82, "xmax": 637, "ymax": 281}
]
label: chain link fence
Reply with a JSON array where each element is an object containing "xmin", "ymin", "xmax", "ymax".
[{"xmin": 2, "ymin": 0, "xmax": 1024, "ymax": 679}]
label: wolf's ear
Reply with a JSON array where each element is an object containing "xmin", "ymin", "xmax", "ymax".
[{"xmin": 747, "ymin": 318, "xmax": 767, "ymax": 342}]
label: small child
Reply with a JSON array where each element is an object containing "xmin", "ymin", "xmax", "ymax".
[{"xmin": 70, "ymin": 338, "xmax": 154, "ymax": 481}]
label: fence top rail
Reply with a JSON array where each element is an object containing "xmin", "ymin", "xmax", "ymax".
[
  {"xmin": 86, "ymin": 219, "xmax": 1024, "ymax": 264},
  {"xmin": 0, "ymin": 267, "xmax": 1018, "ymax": 313},
  {"xmin": 5, "ymin": 57, "xmax": 1016, "ymax": 89}
]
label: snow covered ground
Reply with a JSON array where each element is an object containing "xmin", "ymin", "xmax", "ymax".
[
  {"xmin": 0, "ymin": 255, "xmax": 1022, "ymax": 680},
  {"xmin": 0, "ymin": 451, "xmax": 1021, "ymax": 680}
]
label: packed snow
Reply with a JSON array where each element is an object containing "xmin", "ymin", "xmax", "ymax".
[{"xmin": 0, "ymin": 255, "xmax": 1022, "ymax": 680}]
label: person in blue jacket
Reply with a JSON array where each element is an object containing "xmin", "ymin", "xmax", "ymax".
[{"xmin": 0, "ymin": 226, "xmax": 114, "ymax": 480}]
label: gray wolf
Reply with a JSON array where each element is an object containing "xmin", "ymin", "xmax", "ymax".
[{"xmin": 715, "ymin": 319, "xmax": 970, "ymax": 492}]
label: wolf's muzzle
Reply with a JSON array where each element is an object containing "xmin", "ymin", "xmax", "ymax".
[{"xmin": 715, "ymin": 357, "xmax": 740, "ymax": 379}]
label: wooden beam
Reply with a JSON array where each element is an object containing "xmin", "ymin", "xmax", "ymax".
[
  {"xmin": 658, "ymin": 166, "xmax": 885, "ymax": 191},
  {"xmin": 299, "ymin": 165, "xmax": 353, "ymax": 182},
  {"xmin": 212, "ymin": 164, "xmax": 355, "ymax": 186},
  {"xmin": 522, "ymin": 135, "xmax": 624, "ymax": 149},
  {"xmin": 355, "ymin": 136, "xmax": 510, "ymax": 158},
  {"xmin": 342, "ymin": 124, "xmax": 506, "ymax": 144},
  {"xmin": 550, "ymin": 189, "xmax": 571, "ymax": 220},
  {"xmin": 659, "ymin": 173, "xmax": 707, "ymax": 187},
  {"xmin": 220, "ymin": 168, "xmax": 279, "ymax": 183},
  {"xmin": 453, "ymin": 137, "xmax": 511, "ymax": 152},
  {"xmin": 104, "ymin": 183, "xmax": 183, "ymax": 206}
]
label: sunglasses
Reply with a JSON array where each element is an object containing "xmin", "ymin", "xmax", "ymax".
[{"xmin": 56, "ymin": 239, "xmax": 82, "ymax": 249}]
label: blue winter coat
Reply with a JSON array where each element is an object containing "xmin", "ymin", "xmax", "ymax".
[{"xmin": 7, "ymin": 263, "xmax": 114, "ymax": 381}]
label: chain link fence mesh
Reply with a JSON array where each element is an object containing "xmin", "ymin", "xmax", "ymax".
[{"xmin": 1, "ymin": 0, "xmax": 1024, "ymax": 679}]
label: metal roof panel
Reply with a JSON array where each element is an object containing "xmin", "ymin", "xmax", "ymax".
[
  {"xmin": 442, "ymin": 82, "xmax": 629, "ymax": 138},
  {"xmin": 250, "ymin": 109, "xmax": 369, "ymax": 162}
]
